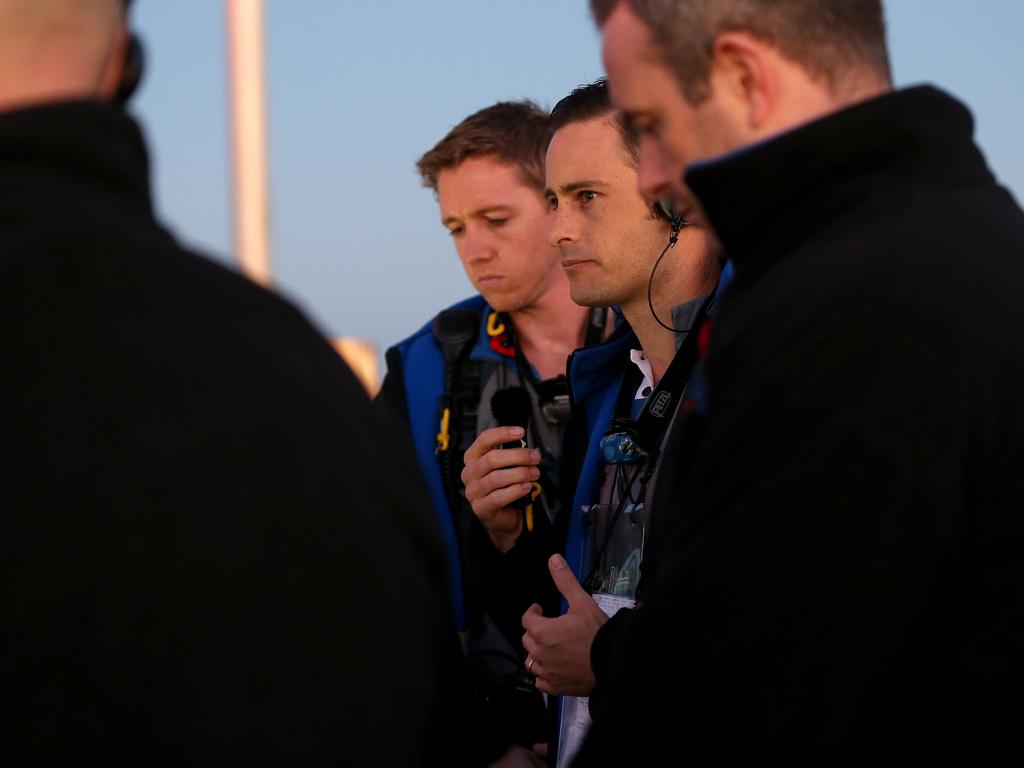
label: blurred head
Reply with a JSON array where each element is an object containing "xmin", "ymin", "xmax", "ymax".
[
  {"xmin": 0, "ymin": 0, "xmax": 131, "ymax": 111},
  {"xmin": 419, "ymin": 101, "xmax": 565, "ymax": 313},
  {"xmin": 593, "ymin": 0, "xmax": 891, "ymax": 203},
  {"xmin": 545, "ymin": 79, "xmax": 716, "ymax": 317}
]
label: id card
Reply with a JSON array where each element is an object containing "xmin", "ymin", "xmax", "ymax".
[{"xmin": 555, "ymin": 593, "xmax": 634, "ymax": 768}]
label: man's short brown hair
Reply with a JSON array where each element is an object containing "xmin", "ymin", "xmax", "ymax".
[
  {"xmin": 591, "ymin": 0, "xmax": 891, "ymax": 102},
  {"xmin": 416, "ymin": 100, "xmax": 551, "ymax": 193},
  {"xmin": 549, "ymin": 77, "xmax": 639, "ymax": 167}
]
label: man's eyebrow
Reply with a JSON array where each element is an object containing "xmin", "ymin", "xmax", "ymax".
[
  {"xmin": 557, "ymin": 179, "xmax": 611, "ymax": 195},
  {"xmin": 442, "ymin": 206, "xmax": 513, "ymax": 227}
]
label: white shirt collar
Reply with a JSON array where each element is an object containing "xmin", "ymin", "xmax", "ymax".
[{"xmin": 629, "ymin": 348, "xmax": 655, "ymax": 401}]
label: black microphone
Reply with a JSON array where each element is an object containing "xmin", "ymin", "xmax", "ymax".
[
  {"xmin": 491, "ymin": 386, "xmax": 532, "ymax": 448},
  {"xmin": 490, "ymin": 386, "xmax": 534, "ymax": 516}
]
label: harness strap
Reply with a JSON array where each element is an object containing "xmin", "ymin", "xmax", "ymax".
[{"xmin": 432, "ymin": 309, "xmax": 480, "ymax": 548}]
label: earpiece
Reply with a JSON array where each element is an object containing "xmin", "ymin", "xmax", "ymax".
[
  {"xmin": 114, "ymin": 33, "xmax": 144, "ymax": 106},
  {"xmin": 655, "ymin": 197, "xmax": 686, "ymax": 236},
  {"xmin": 647, "ymin": 197, "xmax": 694, "ymax": 333}
]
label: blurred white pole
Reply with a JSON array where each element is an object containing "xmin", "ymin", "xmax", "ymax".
[
  {"xmin": 226, "ymin": 0, "xmax": 272, "ymax": 286},
  {"xmin": 332, "ymin": 339, "xmax": 381, "ymax": 395}
]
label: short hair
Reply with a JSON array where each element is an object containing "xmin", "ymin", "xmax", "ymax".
[
  {"xmin": 591, "ymin": 0, "xmax": 891, "ymax": 102},
  {"xmin": 549, "ymin": 77, "xmax": 639, "ymax": 166},
  {"xmin": 416, "ymin": 100, "xmax": 550, "ymax": 193}
]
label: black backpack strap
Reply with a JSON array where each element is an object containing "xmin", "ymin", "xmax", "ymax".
[
  {"xmin": 432, "ymin": 308, "xmax": 482, "ymax": 538},
  {"xmin": 432, "ymin": 309, "xmax": 480, "ymax": 450}
]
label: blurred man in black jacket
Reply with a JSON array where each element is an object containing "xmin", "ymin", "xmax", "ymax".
[
  {"xmin": 579, "ymin": 0, "xmax": 1024, "ymax": 764},
  {"xmin": 1, "ymin": 2, "xmax": 447, "ymax": 765}
]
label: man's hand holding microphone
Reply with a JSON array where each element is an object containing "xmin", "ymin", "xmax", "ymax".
[{"xmin": 461, "ymin": 386, "xmax": 539, "ymax": 553}]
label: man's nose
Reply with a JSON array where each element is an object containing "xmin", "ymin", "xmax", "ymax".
[
  {"xmin": 462, "ymin": 225, "xmax": 496, "ymax": 263},
  {"xmin": 546, "ymin": 203, "xmax": 578, "ymax": 248}
]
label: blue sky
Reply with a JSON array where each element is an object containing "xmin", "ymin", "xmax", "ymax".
[{"xmin": 131, "ymin": 1, "xmax": 1024, "ymax": 354}]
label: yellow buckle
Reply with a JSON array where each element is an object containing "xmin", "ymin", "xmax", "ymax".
[
  {"xmin": 486, "ymin": 312, "xmax": 506, "ymax": 337},
  {"xmin": 435, "ymin": 406, "xmax": 451, "ymax": 452}
]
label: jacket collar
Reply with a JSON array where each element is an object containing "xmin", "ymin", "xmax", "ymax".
[
  {"xmin": 0, "ymin": 100, "xmax": 153, "ymax": 218},
  {"xmin": 685, "ymin": 86, "xmax": 991, "ymax": 268},
  {"xmin": 568, "ymin": 321, "xmax": 637, "ymax": 405},
  {"xmin": 469, "ymin": 303, "xmax": 515, "ymax": 363}
]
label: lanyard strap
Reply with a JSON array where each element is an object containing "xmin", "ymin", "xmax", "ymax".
[{"xmin": 627, "ymin": 293, "xmax": 715, "ymax": 455}]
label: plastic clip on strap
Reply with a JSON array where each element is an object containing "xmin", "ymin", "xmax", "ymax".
[
  {"xmin": 436, "ymin": 406, "xmax": 451, "ymax": 452},
  {"xmin": 486, "ymin": 311, "xmax": 506, "ymax": 337},
  {"xmin": 523, "ymin": 481, "xmax": 542, "ymax": 532}
]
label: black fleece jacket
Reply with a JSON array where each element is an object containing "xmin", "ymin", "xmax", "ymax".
[
  {"xmin": 579, "ymin": 86, "xmax": 1024, "ymax": 766},
  {"xmin": 1, "ymin": 102, "xmax": 449, "ymax": 767}
]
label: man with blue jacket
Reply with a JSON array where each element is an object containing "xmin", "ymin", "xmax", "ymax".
[
  {"xmin": 378, "ymin": 100, "xmax": 599, "ymax": 762},
  {"xmin": 475, "ymin": 79, "xmax": 721, "ymax": 767}
]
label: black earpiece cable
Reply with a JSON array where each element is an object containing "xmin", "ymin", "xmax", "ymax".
[{"xmin": 647, "ymin": 221, "xmax": 697, "ymax": 334}]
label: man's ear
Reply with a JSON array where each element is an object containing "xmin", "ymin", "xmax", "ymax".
[
  {"xmin": 708, "ymin": 31, "xmax": 776, "ymax": 131},
  {"xmin": 97, "ymin": 24, "xmax": 131, "ymax": 102}
]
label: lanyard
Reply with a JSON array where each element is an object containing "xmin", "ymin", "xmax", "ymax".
[
  {"xmin": 604, "ymin": 293, "xmax": 714, "ymax": 462},
  {"xmin": 582, "ymin": 293, "xmax": 715, "ymax": 593}
]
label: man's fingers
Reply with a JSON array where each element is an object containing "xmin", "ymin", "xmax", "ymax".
[
  {"xmin": 522, "ymin": 602, "xmax": 544, "ymax": 631},
  {"xmin": 525, "ymin": 654, "xmax": 544, "ymax": 679},
  {"xmin": 468, "ymin": 465, "xmax": 538, "ymax": 498},
  {"xmin": 478, "ymin": 446, "xmax": 540, "ymax": 474},
  {"xmin": 461, "ymin": 446, "xmax": 539, "ymax": 487},
  {"xmin": 463, "ymin": 426, "xmax": 526, "ymax": 462},
  {"xmin": 549, "ymin": 554, "xmax": 591, "ymax": 608},
  {"xmin": 522, "ymin": 630, "xmax": 539, "ymax": 659},
  {"xmin": 469, "ymin": 483, "xmax": 533, "ymax": 520}
]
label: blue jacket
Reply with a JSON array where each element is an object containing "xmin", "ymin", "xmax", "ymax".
[
  {"xmin": 562, "ymin": 263, "xmax": 734, "ymax": 592},
  {"xmin": 382, "ymin": 295, "xmax": 515, "ymax": 629},
  {"xmin": 562, "ymin": 328, "xmax": 639, "ymax": 590},
  {"xmin": 383, "ymin": 295, "xmax": 638, "ymax": 630}
]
